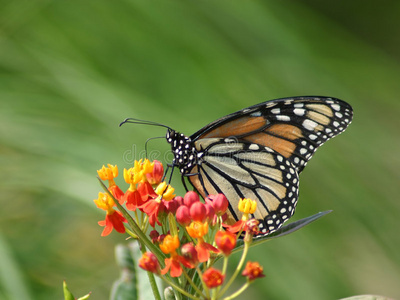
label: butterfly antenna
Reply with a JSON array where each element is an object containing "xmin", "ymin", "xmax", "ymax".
[
  {"xmin": 119, "ymin": 118, "xmax": 172, "ymax": 130},
  {"xmin": 144, "ymin": 136, "xmax": 164, "ymax": 158}
]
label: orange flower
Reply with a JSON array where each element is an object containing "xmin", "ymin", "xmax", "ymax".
[
  {"xmin": 159, "ymin": 235, "xmax": 193, "ymax": 277},
  {"xmin": 202, "ymin": 268, "xmax": 225, "ymax": 288},
  {"xmin": 242, "ymin": 261, "xmax": 265, "ymax": 281},
  {"xmin": 215, "ymin": 230, "xmax": 237, "ymax": 256},
  {"xmin": 94, "ymin": 192, "xmax": 127, "ymax": 236},
  {"xmin": 186, "ymin": 222, "xmax": 219, "ymax": 262}
]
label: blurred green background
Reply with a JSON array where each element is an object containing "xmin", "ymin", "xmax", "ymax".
[{"xmin": 1, "ymin": 0, "xmax": 400, "ymax": 299}]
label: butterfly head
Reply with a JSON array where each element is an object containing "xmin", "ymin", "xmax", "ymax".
[{"xmin": 166, "ymin": 129, "xmax": 197, "ymax": 173}]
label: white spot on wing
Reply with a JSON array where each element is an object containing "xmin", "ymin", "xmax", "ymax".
[{"xmin": 302, "ymin": 119, "xmax": 318, "ymax": 131}]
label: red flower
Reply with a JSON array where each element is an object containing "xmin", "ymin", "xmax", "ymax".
[
  {"xmin": 139, "ymin": 252, "xmax": 160, "ymax": 274},
  {"xmin": 140, "ymin": 182, "xmax": 174, "ymax": 227},
  {"xmin": 94, "ymin": 192, "xmax": 127, "ymax": 236},
  {"xmin": 97, "ymin": 211, "xmax": 127, "ymax": 236},
  {"xmin": 196, "ymin": 239, "xmax": 219, "ymax": 262},
  {"xmin": 141, "ymin": 199, "xmax": 165, "ymax": 227},
  {"xmin": 137, "ymin": 181, "xmax": 157, "ymax": 202},
  {"xmin": 215, "ymin": 230, "xmax": 237, "ymax": 256},
  {"xmin": 124, "ymin": 188, "xmax": 144, "ymax": 211},
  {"xmin": 242, "ymin": 261, "xmax": 265, "ymax": 281},
  {"xmin": 202, "ymin": 268, "xmax": 225, "ymax": 288}
]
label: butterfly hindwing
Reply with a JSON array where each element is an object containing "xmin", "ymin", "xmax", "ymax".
[{"xmin": 188, "ymin": 138, "xmax": 299, "ymax": 234}]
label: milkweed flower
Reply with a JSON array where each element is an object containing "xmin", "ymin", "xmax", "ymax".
[
  {"xmin": 94, "ymin": 192, "xmax": 127, "ymax": 236},
  {"xmin": 203, "ymin": 268, "xmax": 225, "ymax": 288},
  {"xmin": 97, "ymin": 164, "xmax": 124, "ymax": 203},
  {"xmin": 160, "ymin": 235, "xmax": 193, "ymax": 277},
  {"xmin": 242, "ymin": 261, "xmax": 265, "ymax": 281},
  {"xmin": 225, "ymin": 198, "xmax": 258, "ymax": 235},
  {"xmin": 141, "ymin": 181, "xmax": 175, "ymax": 227},
  {"xmin": 215, "ymin": 230, "xmax": 237, "ymax": 256},
  {"xmin": 186, "ymin": 221, "xmax": 219, "ymax": 262}
]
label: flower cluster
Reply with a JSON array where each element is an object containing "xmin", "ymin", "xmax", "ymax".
[{"xmin": 94, "ymin": 160, "xmax": 265, "ymax": 300}]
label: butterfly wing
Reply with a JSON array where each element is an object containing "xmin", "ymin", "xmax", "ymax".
[
  {"xmin": 190, "ymin": 96, "xmax": 353, "ymax": 173},
  {"xmin": 184, "ymin": 96, "xmax": 352, "ymax": 234},
  {"xmin": 188, "ymin": 138, "xmax": 299, "ymax": 234}
]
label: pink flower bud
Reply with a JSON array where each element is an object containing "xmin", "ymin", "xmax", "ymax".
[
  {"xmin": 205, "ymin": 203, "xmax": 216, "ymax": 223},
  {"xmin": 183, "ymin": 191, "xmax": 200, "ymax": 207},
  {"xmin": 206, "ymin": 194, "xmax": 229, "ymax": 215},
  {"xmin": 190, "ymin": 201, "xmax": 206, "ymax": 222},
  {"xmin": 174, "ymin": 196, "xmax": 184, "ymax": 206},
  {"xmin": 164, "ymin": 198, "xmax": 179, "ymax": 214},
  {"xmin": 176, "ymin": 206, "xmax": 191, "ymax": 226}
]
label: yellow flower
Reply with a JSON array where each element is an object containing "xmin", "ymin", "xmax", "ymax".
[
  {"xmin": 238, "ymin": 198, "xmax": 257, "ymax": 220},
  {"xmin": 155, "ymin": 182, "xmax": 175, "ymax": 202}
]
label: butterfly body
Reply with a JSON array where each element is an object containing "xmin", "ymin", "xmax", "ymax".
[{"xmin": 165, "ymin": 96, "xmax": 352, "ymax": 235}]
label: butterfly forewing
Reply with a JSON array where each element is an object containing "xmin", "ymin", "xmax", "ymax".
[{"xmin": 192, "ymin": 96, "xmax": 353, "ymax": 173}]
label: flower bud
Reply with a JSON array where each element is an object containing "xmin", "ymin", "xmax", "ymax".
[
  {"xmin": 149, "ymin": 230, "xmax": 160, "ymax": 244},
  {"xmin": 176, "ymin": 206, "xmax": 191, "ymax": 226},
  {"xmin": 138, "ymin": 252, "xmax": 160, "ymax": 274},
  {"xmin": 183, "ymin": 191, "xmax": 200, "ymax": 207},
  {"xmin": 164, "ymin": 198, "xmax": 179, "ymax": 214},
  {"xmin": 180, "ymin": 243, "xmax": 199, "ymax": 266},
  {"xmin": 174, "ymin": 196, "xmax": 184, "ymax": 206},
  {"xmin": 190, "ymin": 201, "xmax": 206, "ymax": 222},
  {"xmin": 206, "ymin": 194, "xmax": 229, "ymax": 215},
  {"xmin": 204, "ymin": 203, "xmax": 216, "ymax": 224}
]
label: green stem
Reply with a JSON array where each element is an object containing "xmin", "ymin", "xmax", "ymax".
[
  {"xmin": 161, "ymin": 277, "xmax": 200, "ymax": 300},
  {"xmin": 217, "ymin": 241, "xmax": 249, "ymax": 297},
  {"xmin": 139, "ymin": 241, "xmax": 162, "ymax": 300},
  {"xmin": 182, "ymin": 268, "xmax": 206, "ymax": 298},
  {"xmin": 196, "ymin": 266, "xmax": 209, "ymax": 299},
  {"xmin": 222, "ymin": 282, "xmax": 250, "ymax": 300}
]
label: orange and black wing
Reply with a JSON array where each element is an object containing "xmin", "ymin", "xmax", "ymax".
[{"xmin": 190, "ymin": 96, "xmax": 353, "ymax": 173}]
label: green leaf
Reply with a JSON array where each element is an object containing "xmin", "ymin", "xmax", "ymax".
[
  {"xmin": 234, "ymin": 211, "xmax": 332, "ymax": 252},
  {"xmin": 63, "ymin": 281, "xmax": 75, "ymax": 300},
  {"xmin": 63, "ymin": 281, "xmax": 90, "ymax": 300}
]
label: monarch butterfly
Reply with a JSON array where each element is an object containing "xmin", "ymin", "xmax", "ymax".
[{"xmin": 122, "ymin": 96, "xmax": 353, "ymax": 236}]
